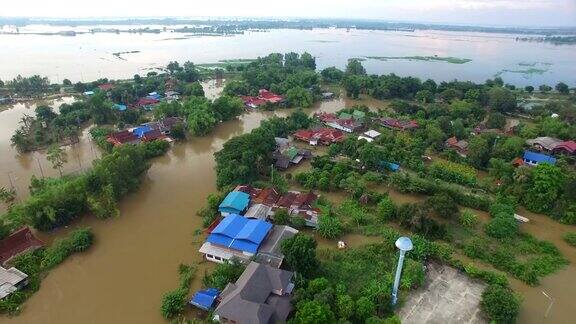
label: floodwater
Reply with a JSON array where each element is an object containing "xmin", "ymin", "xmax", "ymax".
[
  {"xmin": 1, "ymin": 27, "xmax": 575, "ymax": 86},
  {"xmin": 0, "ymin": 85, "xmax": 575, "ymax": 323}
]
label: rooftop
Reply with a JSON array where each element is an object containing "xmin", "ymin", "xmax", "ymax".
[
  {"xmin": 0, "ymin": 227, "xmax": 44, "ymax": 265},
  {"xmin": 207, "ymin": 214, "xmax": 273, "ymax": 254},
  {"xmin": 218, "ymin": 191, "xmax": 251, "ymax": 214}
]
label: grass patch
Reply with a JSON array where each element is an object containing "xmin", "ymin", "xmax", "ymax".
[
  {"xmin": 365, "ymin": 55, "xmax": 472, "ymax": 64},
  {"xmin": 564, "ymin": 232, "xmax": 576, "ymax": 247}
]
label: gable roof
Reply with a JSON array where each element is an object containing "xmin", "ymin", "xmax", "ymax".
[
  {"xmin": 526, "ymin": 137, "xmax": 562, "ymax": 151},
  {"xmin": 218, "ymin": 191, "xmax": 250, "ymax": 213},
  {"xmin": 133, "ymin": 125, "xmax": 152, "ymax": 138},
  {"xmin": 0, "ymin": 227, "xmax": 44, "ymax": 265},
  {"xmin": 214, "ymin": 262, "xmax": 293, "ymax": 324},
  {"xmin": 554, "ymin": 140, "xmax": 576, "ymax": 153},
  {"xmin": 190, "ymin": 288, "xmax": 220, "ymax": 310},
  {"xmin": 523, "ymin": 151, "xmax": 557, "ymax": 165},
  {"xmin": 207, "ymin": 214, "xmax": 273, "ymax": 254}
]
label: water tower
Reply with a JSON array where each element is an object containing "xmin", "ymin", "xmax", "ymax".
[{"xmin": 392, "ymin": 236, "xmax": 413, "ymax": 306}]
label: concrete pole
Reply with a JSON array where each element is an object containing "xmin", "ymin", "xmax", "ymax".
[{"xmin": 392, "ymin": 250, "xmax": 407, "ymax": 306}]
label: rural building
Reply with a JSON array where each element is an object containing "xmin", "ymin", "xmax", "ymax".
[
  {"xmin": 522, "ymin": 151, "xmax": 557, "ymax": 166},
  {"xmin": 273, "ymin": 146, "xmax": 311, "ymax": 170},
  {"xmin": 244, "ymin": 204, "xmax": 272, "ymax": 221},
  {"xmin": 199, "ymin": 214, "xmax": 297, "ymax": 267},
  {"xmin": 293, "ymin": 128, "xmax": 345, "ymax": 146},
  {"xmin": 241, "ymin": 89, "xmax": 284, "ymax": 108},
  {"xmin": 0, "ymin": 227, "xmax": 44, "ymax": 266},
  {"xmin": 106, "ymin": 130, "xmax": 140, "ymax": 146},
  {"xmin": 358, "ymin": 130, "xmax": 381, "ymax": 142},
  {"xmin": 445, "ymin": 137, "xmax": 469, "ymax": 157},
  {"xmin": 326, "ymin": 118, "xmax": 363, "ymax": 133},
  {"xmin": 314, "ymin": 112, "xmax": 338, "ymax": 123},
  {"xmin": 98, "ymin": 83, "xmax": 114, "ymax": 91},
  {"xmin": 553, "ymin": 140, "xmax": 576, "ymax": 155},
  {"xmin": 190, "ymin": 288, "xmax": 220, "ymax": 311},
  {"xmin": 526, "ymin": 137, "xmax": 562, "ymax": 152},
  {"xmin": 379, "ymin": 118, "xmax": 419, "ymax": 131},
  {"xmin": 218, "ymin": 191, "xmax": 251, "ymax": 216},
  {"xmin": 213, "ymin": 262, "xmax": 295, "ymax": 324},
  {"xmin": 0, "ymin": 266, "xmax": 28, "ymax": 300}
]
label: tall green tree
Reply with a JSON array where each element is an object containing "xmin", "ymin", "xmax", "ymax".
[{"xmin": 46, "ymin": 145, "xmax": 68, "ymax": 176}]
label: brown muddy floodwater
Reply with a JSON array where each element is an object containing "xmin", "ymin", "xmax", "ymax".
[{"xmin": 1, "ymin": 89, "xmax": 575, "ymax": 323}]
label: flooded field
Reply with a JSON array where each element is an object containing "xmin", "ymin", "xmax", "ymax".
[
  {"xmin": 1, "ymin": 28, "xmax": 575, "ymax": 86},
  {"xmin": 0, "ymin": 83, "xmax": 575, "ymax": 323}
]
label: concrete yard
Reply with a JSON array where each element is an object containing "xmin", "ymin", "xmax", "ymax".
[{"xmin": 399, "ymin": 262, "xmax": 487, "ymax": 324}]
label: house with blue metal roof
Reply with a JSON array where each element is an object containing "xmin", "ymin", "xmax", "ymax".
[
  {"xmin": 132, "ymin": 125, "xmax": 152, "ymax": 138},
  {"xmin": 199, "ymin": 214, "xmax": 297, "ymax": 267},
  {"xmin": 218, "ymin": 191, "xmax": 250, "ymax": 216},
  {"xmin": 189, "ymin": 288, "xmax": 220, "ymax": 311},
  {"xmin": 113, "ymin": 104, "xmax": 127, "ymax": 111},
  {"xmin": 522, "ymin": 151, "xmax": 556, "ymax": 166},
  {"xmin": 380, "ymin": 161, "xmax": 401, "ymax": 172}
]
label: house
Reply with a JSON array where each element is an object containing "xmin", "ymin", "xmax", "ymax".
[
  {"xmin": 213, "ymin": 262, "xmax": 294, "ymax": 324},
  {"xmin": 0, "ymin": 266, "xmax": 28, "ymax": 300},
  {"xmin": 314, "ymin": 112, "xmax": 338, "ymax": 123},
  {"xmin": 165, "ymin": 91, "xmax": 180, "ymax": 101},
  {"xmin": 553, "ymin": 141, "xmax": 576, "ymax": 155},
  {"xmin": 241, "ymin": 89, "xmax": 284, "ymax": 108},
  {"xmin": 252, "ymin": 188, "xmax": 281, "ymax": 207},
  {"xmin": 135, "ymin": 97, "xmax": 160, "ymax": 110},
  {"xmin": 200, "ymin": 214, "xmax": 273, "ymax": 263},
  {"xmin": 141, "ymin": 129, "xmax": 167, "ymax": 142},
  {"xmin": 98, "ymin": 83, "xmax": 114, "ymax": 91},
  {"xmin": 158, "ymin": 117, "xmax": 184, "ymax": 134},
  {"xmin": 273, "ymin": 146, "xmax": 311, "ymax": 170},
  {"xmin": 358, "ymin": 130, "xmax": 381, "ymax": 142},
  {"xmin": 445, "ymin": 137, "xmax": 469, "ymax": 157},
  {"xmin": 106, "ymin": 130, "xmax": 139, "ymax": 146},
  {"xmin": 245, "ymin": 204, "xmax": 272, "ymax": 221},
  {"xmin": 218, "ymin": 191, "xmax": 251, "ymax": 216},
  {"xmin": 522, "ymin": 151, "xmax": 556, "ymax": 166},
  {"xmin": 326, "ymin": 118, "xmax": 363, "ymax": 133},
  {"xmin": 0, "ymin": 227, "xmax": 44, "ymax": 266},
  {"xmin": 526, "ymin": 137, "xmax": 562, "ymax": 152},
  {"xmin": 274, "ymin": 137, "xmax": 291, "ymax": 150},
  {"xmin": 321, "ymin": 92, "xmax": 335, "ymax": 100},
  {"xmin": 294, "ymin": 128, "xmax": 346, "ymax": 146},
  {"xmin": 189, "ymin": 288, "xmax": 220, "ymax": 311},
  {"xmin": 132, "ymin": 125, "xmax": 153, "ymax": 138},
  {"xmin": 379, "ymin": 118, "xmax": 419, "ymax": 131}
]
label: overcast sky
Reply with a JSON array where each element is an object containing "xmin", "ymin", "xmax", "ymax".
[{"xmin": 2, "ymin": 0, "xmax": 575, "ymax": 27}]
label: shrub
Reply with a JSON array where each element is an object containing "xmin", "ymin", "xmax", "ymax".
[
  {"xmin": 318, "ymin": 214, "xmax": 344, "ymax": 239},
  {"xmin": 274, "ymin": 209, "xmax": 290, "ymax": 225},
  {"xmin": 564, "ymin": 233, "xmax": 576, "ymax": 247},
  {"xmin": 459, "ymin": 210, "xmax": 479, "ymax": 228},
  {"xmin": 376, "ymin": 196, "xmax": 396, "ymax": 221},
  {"xmin": 203, "ymin": 260, "xmax": 245, "ymax": 290},
  {"xmin": 41, "ymin": 228, "xmax": 94, "ymax": 269},
  {"xmin": 426, "ymin": 193, "xmax": 459, "ymax": 219},
  {"xmin": 485, "ymin": 215, "xmax": 518, "ymax": 239},
  {"xmin": 481, "ymin": 284, "xmax": 521, "ymax": 324},
  {"xmin": 160, "ymin": 288, "xmax": 187, "ymax": 319}
]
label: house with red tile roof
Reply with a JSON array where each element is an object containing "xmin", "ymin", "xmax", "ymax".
[
  {"xmin": 0, "ymin": 227, "xmax": 44, "ymax": 266},
  {"xmin": 313, "ymin": 112, "xmax": 338, "ymax": 123},
  {"xmin": 241, "ymin": 89, "xmax": 284, "ymax": 108},
  {"xmin": 553, "ymin": 140, "xmax": 576, "ymax": 155},
  {"xmin": 379, "ymin": 118, "xmax": 419, "ymax": 131},
  {"xmin": 106, "ymin": 130, "xmax": 140, "ymax": 146},
  {"xmin": 98, "ymin": 83, "xmax": 114, "ymax": 91},
  {"xmin": 293, "ymin": 128, "xmax": 345, "ymax": 146},
  {"xmin": 445, "ymin": 136, "xmax": 469, "ymax": 157}
]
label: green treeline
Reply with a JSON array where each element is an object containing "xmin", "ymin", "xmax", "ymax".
[{"xmin": 1, "ymin": 141, "xmax": 168, "ymax": 233}]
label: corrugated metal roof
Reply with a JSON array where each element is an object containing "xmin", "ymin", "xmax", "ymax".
[
  {"xmin": 207, "ymin": 214, "xmax": 272, "ymax": 254},
  {"xmin": 523, "ymin": 151, "xmax": 556, "ymax": 164},
  {"xmin": 218, "ymin": 191, "xmax": 250, "ymax": 213},
  {"xmin": 190, "ymin": 288, "xmax": 220, "ymax": 310}
]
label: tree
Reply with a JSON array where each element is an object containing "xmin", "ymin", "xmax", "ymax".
[
  {"xmin": 524, "ymin": 164, "xmax": 565, "ymax": 213},
  {"xmin": 62, "ymin": 79, "xmax": 72, "ymax": 86},
  {"xmin": 294, "ymin": 300, "xmax": 336, "ymax": 324},
  {"xmin": 539, "ymin": 84, "xmax": 552, "ymax": 93},
  {"xmin": 274, "ymin": 209, "xmax": 290, "ymax": 225},
  {"xmin": 345, "ymin": 59, "xmax": 366, "ymax": 75},
  {"xmin": 342, "ymin": 75, "xmax": 365, "ymax": 99},
  {"xmin": 481, "ymin": 284, "xmax": 521, "ymax": 324},
  {"xmin": 355, "ymin": 296, "xmax": 377, "ymax": 321},
  {"xmin": 184, "ymin": 81, "xmax": 205, "ymax": 97},
  {"xmin": 426, "ymin": 193, "xmax": 459, "ymax": 219},
  {"xmin": 47, "ymin": 144, "xmax": 68, "ymax": 176},
  {"xmin": 280, "ymin": 234, "xmax": 319, "ymax": 277},
  {"xmin": 35, "ymin": 105, "xmax": 57, "ymax": 122},
  {"xmin": 321, "ymin": 67, "xmax": 344, "ymax": 83},
  {"xmin": 376, "ymin": 196, "xmax": 396, "ymax": 221},
  {"xmin": 467, "ymin": 135, "xmax": 491, "ymax": 169},
  {"xmin": 488, "ymin": 87, "xmax": 516, "ymax": 113},
  {"xmin": 486, "ymin": 112, "xmax": 506, "ymax": 129},
  {"xmin": 524, "ymin": 85, "xmax": 534, "ymax": 93},
  {"xmin": 166, "ymin": 61, "xmax": 182, "ymax": 74},
  {"xmin": 213, "ymin": 95, "xmax": 243, "ymax": 121},
  {"xmin": 415, "ymin": 89, "xmax": 434, "ymax": 103},
  {"xmin": 286, "ymin": 86, "xmax": 314, "ymax": 108},
  {"xmin": 170, "ymin": 122, "xmax": 186, "ymax": 140},
  {"xmin": 555, "ymin": 82, "xmax": 570, "ymax": 94},
  {"xmin": 492, "ymin": 137, "xmax": 524, "ymax": 161},
  {"xmin": 336, "ymin": 294, "xmax": 354, "ymax": 320}
]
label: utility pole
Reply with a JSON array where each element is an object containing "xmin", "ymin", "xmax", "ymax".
[{"xmin": 392, "ymin": 237, "xmax": 413, "ymax": 306}]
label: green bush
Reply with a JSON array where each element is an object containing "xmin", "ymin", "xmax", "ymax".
[
  {"xmin": 160, "ymin": 288, "xmax": 187, "ymax": 319},
  {"xmin": 429, "ymin": 160, "xmax": 477, "ymax": 187},
  {"xmin": 41, "ymin": 228, "xmax": 94, "ymax": 269},
  {"xmin": 481, "ymin": 284, "xmax": 521, "ymax": 324},
  {"xmin": 203, "ymin": 260, "xmax": 245, "ymax": 290},
  {"xmin": 485, "ymin": 215, "xmax": 518, "ymax": 239},
  {"xmin": 459, "ymin": 210, "xmax": 479, "ymax": 228},
  {"xmin": 376, "ymin": 196, "xmax": 396, "ymax": 221},
  {"xmin": 564, "ymin": 232, "xmax": 576, "ymax": 247},
  {"xmin": 318, "ymin": 214, "xmax": 344, "ymax": 239}
]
